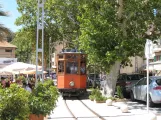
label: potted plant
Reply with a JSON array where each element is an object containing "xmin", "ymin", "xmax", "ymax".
[
  {"xmin": 89, "ymin": 95, "xmax": 95, "ymax": 101},
  {"xmin": 115, "ymin": 86, "xmax": 127, "ymax": 102},
  {"xmin": 89, "ymin": 88, "xmax": 107, "ymax": 103},
  {"xmin": 0, "ymin": 84, "xmax": 30, "ymax": 120},
  {"xmin": 95, "ymin": 95, "xmax": 107, "ymax": 103},
  {"xmin": 29, "ymin": 80, "xmax": 59, "ymax": 120}
]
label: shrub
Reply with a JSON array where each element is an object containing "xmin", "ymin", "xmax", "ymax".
[
  {"xmin": 29, "ymin": 80, "xmax": 59, "ymax": 116},
  {"xmin": 89, "ymin": 88, "xmax": 106, "ymax": 101},
  {"xmin": 106, "ymin": 97, "xmax": 116, "ymax": 101},
  {"xmin": 0, "ymin": 84, "xmax": 30, "ymax": 120},
  {"xmin": 91, "ymin": 88, "xmax": 101, "ymax": 97},
  {"xmin": 89, "ymin": 95, "xmax": 95, "ymax": 101},
  {"xmin": 116, "ymin": 86, "xmax": 124, "ymax": 99},
  {"xmin": 95, "ymin": 95, "xmax": 107, "ymax": 101}
]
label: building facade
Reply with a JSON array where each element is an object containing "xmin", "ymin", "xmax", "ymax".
[
  {"xmin": 0, "ymin": 41, "xmax": 17, "ymax": 69},
  {"xmin": 120, "ymin": 39, "xmax": 161, "ymax": 75},
  {"xmin": 50, "ymin": 42, "xmax": 64, "ymax": 71},
  {"xmin": 120, "ymin": 56, "xmax": 144, "ymax": 74}
]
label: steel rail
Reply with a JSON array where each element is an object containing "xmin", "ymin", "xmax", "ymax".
[
  {"xmin": 78, "ymin": 98, "xmax": 106, "ymax": 120},
  {"xmin": 64, "ymin": 99, "xmax": 77, "ymax": 120}
]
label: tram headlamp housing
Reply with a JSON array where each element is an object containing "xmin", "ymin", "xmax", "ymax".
[{"xmin": 69, "ymin": 81, "xmax": 75, "ymax": 87}]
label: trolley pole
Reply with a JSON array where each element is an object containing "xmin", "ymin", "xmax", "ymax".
[{"xmin": 36, "ymin": 0, "xmax": 45, "ymax": 86}]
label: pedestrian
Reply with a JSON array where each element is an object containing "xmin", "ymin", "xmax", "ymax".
[{"xmin": 23, "ymin": 82, "xmax": 32, "ymax": 92}]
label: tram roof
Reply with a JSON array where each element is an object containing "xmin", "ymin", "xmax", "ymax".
[
  {"xmin": 58, "ymin": 52, "xmax": 85, "ymax": 54},
  {"xmin": 58, "ymin": 49, "xmax": 86, "ymax": 54}
]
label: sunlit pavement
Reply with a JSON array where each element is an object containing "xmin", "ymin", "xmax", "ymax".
[
  {"xmin": 47, "ymin": 96, "xmax": 161, "ymax": 120},
  {"xmin": 81, "ymin": 99, "xmax": 161, "ymax": 120}
]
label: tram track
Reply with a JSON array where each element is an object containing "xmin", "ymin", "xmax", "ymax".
[
  {"xmin": 78, "ymin": 98, "xmax": 106, "ymax": 120},
  {"xmin": 64, "ymin": 98, "xmax": 77, "ymax": 120},
  {"xmin": 64, "ymin": 97, "xmax": 106, "ymax": 120}
]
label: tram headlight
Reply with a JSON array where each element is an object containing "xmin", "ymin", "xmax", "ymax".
[{"xmin": 69, "ymin": 81, "xmax": 75, "ymax": 87}]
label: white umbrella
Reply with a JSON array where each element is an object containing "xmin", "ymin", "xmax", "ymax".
[
  {"xmin": 20, "ymin": 70, "xmax": 47, "ymax": 75},
  {"xmin": 0, "ymin": 71, "xmax": 12, "ymax": 75},
  {"xmin": 1, "ymin": 62, "xmax": 42, "ymax": 74}
]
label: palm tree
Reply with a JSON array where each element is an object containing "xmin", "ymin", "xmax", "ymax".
[{"xmin": 0, "ymin": 6, "xmax": 11, "ymax": 41}]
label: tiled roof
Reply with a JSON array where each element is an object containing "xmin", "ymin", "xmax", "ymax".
[{"xmin": 0, "ymin": 41, "xmax": 17, "ymax": 48}]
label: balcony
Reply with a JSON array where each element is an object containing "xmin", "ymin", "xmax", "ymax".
[{"xmin": 153, "ymin": 45, "xmax": 161, "ymax": 52}]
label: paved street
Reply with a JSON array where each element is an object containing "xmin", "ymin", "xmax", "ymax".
[{"xmin": 47, "ymin": 96, "xmax": 161, "ymax": 120}]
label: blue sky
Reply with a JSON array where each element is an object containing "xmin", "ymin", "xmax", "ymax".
[{"xmin": 0, "ymin": 0, "xmax": 21, "ymax": 32}]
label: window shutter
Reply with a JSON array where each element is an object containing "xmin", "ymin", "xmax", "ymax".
[{"xmin": 154, "ymin": 56, "xmax": 156, "ymax": 62}]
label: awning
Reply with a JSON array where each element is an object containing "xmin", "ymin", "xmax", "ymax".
[
  {"xmin": 145, "ymin": 65, "xmax": 154, "ymax": 71},
  {"xmin": 140, "ymin": 64, "xmax": 154, "ymax": 71},
  {"xmin": 153, "ymin": 64, "xmax": 161, "ymax": 70},
  {"xmin": 149, "ymin": 61, "xmax": 161, "ymax": 70}
]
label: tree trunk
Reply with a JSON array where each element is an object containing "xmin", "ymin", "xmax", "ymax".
[{"xmin": 102, "ymin": 61, "xmax": 121, "ymax": 97}]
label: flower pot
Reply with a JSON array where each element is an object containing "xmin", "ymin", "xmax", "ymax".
[
  {"xmin": 29, "ymin": 114, "xmax": 44, "ymax": 120},
  {"xmin": 95, "ymin": 101, "xmax": 106, "ymax": 103},
  {"xmin": 115, "ymin": 98, "xmax": 127, "ymax": 102},
  {"xmin": 90, "ymin": 98, "xmax": 94, "ymax": 101}
]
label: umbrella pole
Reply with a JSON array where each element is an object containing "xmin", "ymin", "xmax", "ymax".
[
  {"xmin": 13, "ymin": 74, "xmax": 15, "ymax": 82},
  {"xmin": 27, "ymin": 74, "xmax": 29, "ymax": 84}
]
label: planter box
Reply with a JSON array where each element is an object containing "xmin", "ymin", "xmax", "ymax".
[
  {"xmin": 115, "ymin": 98, "xmax": 127, "ymax": 102},
  {"xmin": 29, "ymin": 114, "xmax": 44, "ymax": 120},
  {"xmin": 90, "ymin": 99, "xmax": 94, "ymax": 101},
  {"xmin": 95, "ymin": 101, "xmax": 106, "ymax": 103}
]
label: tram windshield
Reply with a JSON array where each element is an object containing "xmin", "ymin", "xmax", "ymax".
[{"xmin": 66, "ymin": 62, "xmax": 78, "ymax": 74}]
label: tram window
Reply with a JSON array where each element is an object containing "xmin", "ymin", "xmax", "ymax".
[
  {"xmin": 58, "ymin": 55, "xmax": 63, "ymax": 59},
  {"xmin": 58, "ymin": 61, "xmax": 64, "ymax": 73},
  {"xmin": 81, "ymin": 55, "xmax": 86, "ymax": 60},
  {"xmin": 66, "ymin": 54, "xmax": 77, "ymax": 59},
  {"xmin": 80, "ymin": 62, "xmax": 86, "ymax": 74},
  {"xmin": 66, "ymin": 62, "xmax": 78, "ymax": 74}
]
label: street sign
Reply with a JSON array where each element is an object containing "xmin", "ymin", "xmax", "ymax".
[{"xmin": 145, "ymin": 39, "xmax": 154, "ymax": 59}]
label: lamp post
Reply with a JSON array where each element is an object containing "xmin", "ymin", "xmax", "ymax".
[
  {"xmin": 49, "ymin": 37, "xmax": 51, "ymax": 78},
  {"xmin": 36, "ymin": 0, "xmax": 45, "ymax": 86}
]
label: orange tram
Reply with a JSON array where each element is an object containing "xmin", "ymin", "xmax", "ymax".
[{"xmin": 56, "ymin": 49, "xmax": 87, "ymax": 97}]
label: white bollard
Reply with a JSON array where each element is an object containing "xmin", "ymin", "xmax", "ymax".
[
  {"xmin": 120, "ymin": 104, "xmax": 128, "ymax": 113},
  {"xmin": 106, "ymin": 99, "xmax": 113, "ymax": 106},
  {"xmin": 144, "ymin": 113, "xmax": 157, "ymax": 120}
]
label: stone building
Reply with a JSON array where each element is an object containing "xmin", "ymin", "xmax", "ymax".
[{"xmin": 0, "ymin": 41, "xmax": 17, "ymax": 69}]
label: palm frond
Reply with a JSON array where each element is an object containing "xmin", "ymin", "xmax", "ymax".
[
  {"xmin": 0, "ymin": 5, "xmax": 11, "ymax": 41},
  {"xmin": 0, "ymin": 11, "xmax": 8, "ymax": 16},
  {"xmin": 0, "ymin": 5, "xmax": 8, "ymax": 17},
  {"xmin": 0, "ymin": 24, "xmax": 12, "ymax": 41}
]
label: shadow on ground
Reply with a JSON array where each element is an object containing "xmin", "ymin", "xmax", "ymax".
[
  {"xmin": 61, "ymin": 90, "xmax": 91, "ymax": 100},
  {"xmin": 126, "ymin": 100, "xmax": 161, "ymax": 114}
]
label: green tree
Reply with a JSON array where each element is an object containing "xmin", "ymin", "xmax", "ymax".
[
  {"xmin": 15, "ymin": 0, "xmax": 81, "ymax": 68},
  {"xmin": 78, "ymin": 0, "xmax": 161, "ymax": 96},
  {"xmin": 11, "ymin": 28, "xmax": 34, "ymax": 63},
  {"xmin": 15, "ymin": 0, "xmax": 80, "ymax": 44},
  {"xmin": 15, "ymin": 0, "xmax": 161, "ymax": 97}
]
